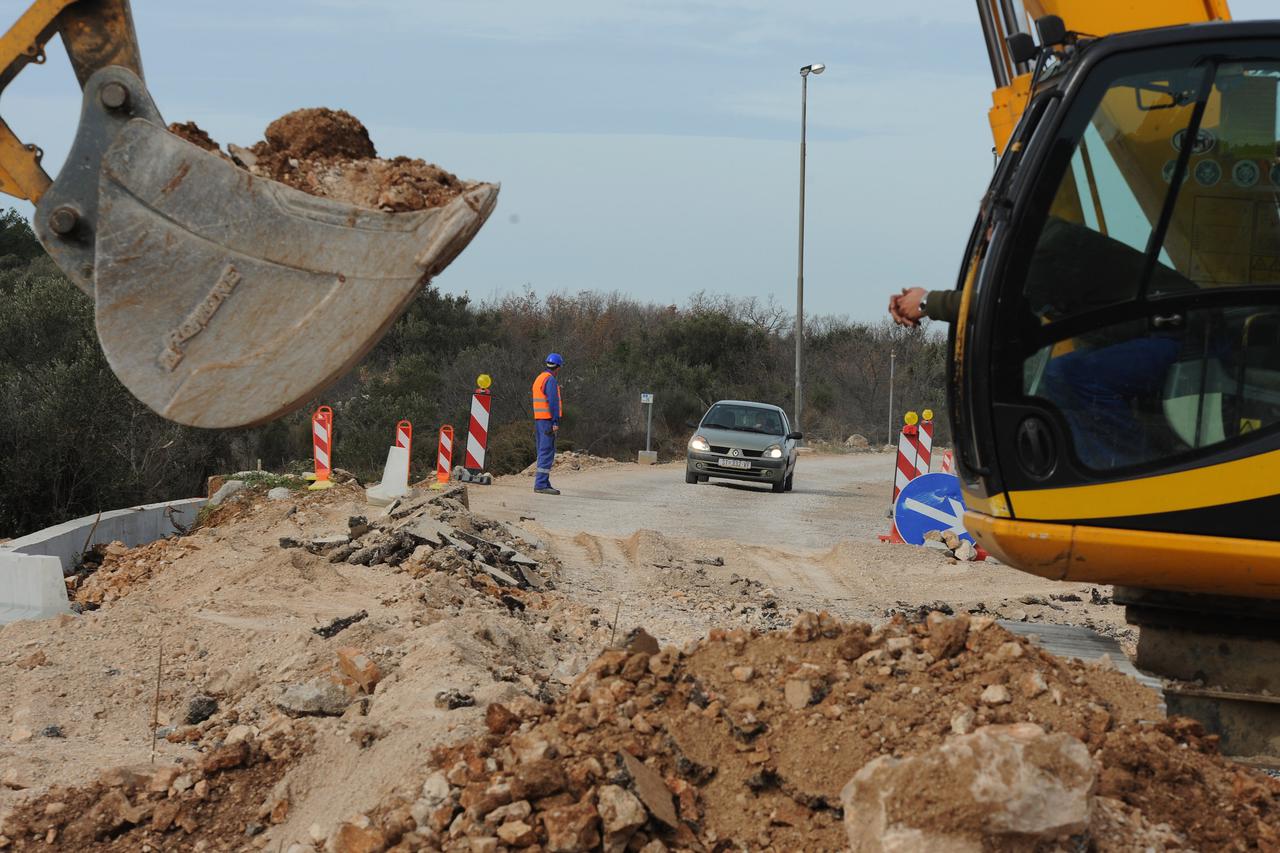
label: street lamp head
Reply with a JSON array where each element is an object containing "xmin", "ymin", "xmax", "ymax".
[{"xmin": 801, "ymin": 63, "xmax": 826, "ymax": 76}]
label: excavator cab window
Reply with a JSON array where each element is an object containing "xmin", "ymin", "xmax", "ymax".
[{"xmin": 988, "ymin": 41, "xmax": 1280, "ymax": 488}]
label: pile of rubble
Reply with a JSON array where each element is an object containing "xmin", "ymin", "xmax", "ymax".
[
  {"xmin": 320, "ymin": 611, "xmax": 1280, "ymax": 851},
  {"xmin": 278, "ymin": 484, "xmax": 554, "ymax": 602},
  {"xmin": 0, "ymin": 720, "xmax": 309, "ymax": 850},
  {"xmin": 921, "ymin": 528, "xmax": 979, "ymax": 562},
  {"xmin": 522, "ymin": 452, "xmax": 620, "ymax": 477},
  {"xmin": 69, "ymin": 538, "xmax": 193, "ymax": 609}
]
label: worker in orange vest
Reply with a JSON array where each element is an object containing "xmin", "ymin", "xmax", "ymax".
[{"xmin": 531, "ymin": 353, "xmax": 564, "ymax": 495}]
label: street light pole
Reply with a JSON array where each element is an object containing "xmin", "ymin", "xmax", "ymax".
[
  {"xmin": 795, "ymin": 62, "xmax": 823, "ymax": 437},
  {"xmin": 888, "ymin": 350, "xmax": 896, "ymax": 445}
]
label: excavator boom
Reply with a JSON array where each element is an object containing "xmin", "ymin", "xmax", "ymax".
[{"xmin": 0, "ymin": 0, "xmax": 497, "ymax": 428}]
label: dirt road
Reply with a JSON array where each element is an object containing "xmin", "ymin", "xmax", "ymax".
[{"xmin": 471, "ymin": 453, "xmax": 1132, "ymax": 648}]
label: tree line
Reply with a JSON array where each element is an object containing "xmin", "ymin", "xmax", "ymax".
[{"xmin": 0, "ymin": 208, "xmax": 947, "ymax": 537}]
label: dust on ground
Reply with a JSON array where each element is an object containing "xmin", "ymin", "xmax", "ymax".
[{"xmin": 169, "ymin": 108, "xmax": 471, "ymax": 212}]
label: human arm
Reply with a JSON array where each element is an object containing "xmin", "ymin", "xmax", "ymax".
[
  {"xmin": 889, "ymin": 287, "xmax": 960, "ymax": 326},
  {"xmin": 545, "ymin": 373, "xmax": 561, "ymax": 428}
]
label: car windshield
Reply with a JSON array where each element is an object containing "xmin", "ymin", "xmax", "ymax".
[{"xmin": 702, "ymin": 404, "xmax": 784, "ymax": 435}]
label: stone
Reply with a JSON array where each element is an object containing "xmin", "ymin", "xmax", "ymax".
[
  {"xmin": 224, "ymin": 723, "xmax": 256, "ymax": 746},
  {"xmin": 278, "ymin": 679, "xmax": 350, "ymax": 717},
  {"xmin": 731, "ymin": 665, "xmax": 755, "ymax": 682},
  {"xmin": 497, "ymin": 819, "xmax": 537, "ymax": 846},
  {"xmin": 485, "ymin": 703, "xmax": 520, "ymax": 735},
  {"xmin": 925, "ymin": 614, "xmax": 969, "ymax": 660},
  {"xmin": 186, "ymin": 694, "xmax": 218, "ymax": 725},
  {"xmin": 542, "ymin": 801, "xmax": 600, "ymax": 852},
  {"xmin": 511, "ymin": 732, "xmax": 553, "ymax": 764},
  {"xmin": 844, "ymin": 434, "xmax": 870, "ymax": 449},
  {"xmin": 16, "ymin": 650, "xmax": 47, "ymax": 670},
  {"xmin": 83, "ymin": 789, "xmax": 146, "ymax": 838},
  {"xmin": 787, "ymin": 611, "xmax": 821, "ymax": 642},
  {"xmin": 784, "ymin": 679, "xmax": 815, "ymax": 709},
  {"xmin": 336, "ymin": 647, "xmax": 382, "ymax": 693},
  {"xmin": 200, "ymin": 740, "xmax": 250, "ymax": 772},
  {"xmin": 954, "ymin": 541, "xmax": 978, "ymax": 561},
  {"xmin": 841, "ymin": 723, "xmax": 1095, "ymax": 850},
  {"xmin": 942, "ymin": 530, "xmax": 962, "ymax": 551},
  {"xmin": 208, "ymin": 479, "xmax": 246, "ymax": 507},
  {"xmin": 980, "ymin": 684, "xmax": 1012, "ymax": 706},
  {"xmin": 1020, "ymin": 671, "xmax": 1048, "ymax": 698},
  {"xmin": 597, "ymin": 784, "xmax": 647, "ymax": 835},
  {"xmin": 512, "ymin": 759, "xmax": 568, "ymax": 800},
  {"xmin": 950, "ymin": 708, "xmax": 976, "ymax": 735},
  {"xmin": 267, "ymin": 487, "xmax": 293, "ymax": 500},
  {"xmin": 421, "ymin": 771, "xmax": 451, "ymax": 807},
  {"xmin": 325, "ymin": 822, "xmax": 387, "ymax": 853},
  {"xmin": 620, "ymin": 653, "xmax": 651, "ymax": 682},
  {"xmin": 923, "ymin": 539, "xmax": 952, "ymax": 553},
  {"xmin": 620, "ymin": 753, "xmax": 678, "ymax": 828},
  {"xmin": 435, "ymin": 689, "xmax": 476, "ymax": 710}
]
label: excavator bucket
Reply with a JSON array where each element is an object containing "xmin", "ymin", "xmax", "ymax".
[{"xmin": 32, "ymin": 66, "xmax": 497, "ymax": 428}]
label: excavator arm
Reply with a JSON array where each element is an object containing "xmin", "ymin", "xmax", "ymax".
[
  {"xmin": 0, "ymin": 0, "xmax": 497, "ymax": 428},
  {"xmin": 978, "ymin": 0, "xmax": 1232, "ymax": 153}
]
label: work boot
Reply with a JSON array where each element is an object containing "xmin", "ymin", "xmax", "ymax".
[{"xmin": 535, "ymin": 487, "xmax": 561, "ymax": 496}]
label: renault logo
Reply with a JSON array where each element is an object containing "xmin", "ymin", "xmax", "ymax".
[{"xmin": 730, "ymin": 448, "xmax": 741, "ymax": 457}]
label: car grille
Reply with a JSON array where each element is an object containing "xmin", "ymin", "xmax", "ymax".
[
  {"xmin": 708, "ymin": 445, "xmax": 764, "ymax": 458},
  {"xmin": 702, "ymin": 462, "xmax": 767, "ymax": 477}
]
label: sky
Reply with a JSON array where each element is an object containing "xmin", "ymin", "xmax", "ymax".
[{"xmin": 4, "ymin": 1, "xmax": 1276, "ymax": 321}]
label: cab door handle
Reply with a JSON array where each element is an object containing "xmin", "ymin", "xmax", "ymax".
[{"xmin": 1151, "ymin": 313, "xmax": 1185, "ymax": 330}]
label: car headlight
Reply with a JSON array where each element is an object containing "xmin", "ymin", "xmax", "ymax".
[
  {"xmin": 689, "ymin": 435, "xmax": 710, "ymax": 452},
  {"xmin": 764, "ymin": 444, "xmax": 784, "ymax": 459}
]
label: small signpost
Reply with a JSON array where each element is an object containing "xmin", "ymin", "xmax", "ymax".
[
  {"xmin": 892, "ymin": 472, "xmax": 974, "ymax": 546},
  {"xmin": 638, "ymin": 392, "xmax": 657, "ymax": 465}
]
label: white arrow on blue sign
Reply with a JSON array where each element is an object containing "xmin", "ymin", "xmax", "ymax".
[{"xmin": 893, "ymin": 472, "xmax": 975, "ymax": 546}]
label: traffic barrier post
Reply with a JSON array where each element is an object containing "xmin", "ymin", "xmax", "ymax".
[
  {"xmin": 396, "ymin": 419, "xmax": 412, "ymax": 459},
  {"xmin": 457, "ymin": 374, "xmax": 494, "ymax": 485},
  {"xmin": 918, "ymin": 408, "xmax": 934, "ymax": 474},
  {"xmin": 308, "ymin": 405, "xmax": 334, "ymax": 491},
  {"xmin": 879, "ymin": 410, "xmax": 922, "ymax": 543},
  {"xmin": 436, "ymin": 425, "xmax": 454, "ymax": 487}
]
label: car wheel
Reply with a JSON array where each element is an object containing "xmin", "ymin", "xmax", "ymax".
[
  {"xmin": 685, "ymin": 470, "xmax": 698, "ymax": 484},
  {"xmin": 772, "ymin": 479, "xmax": 786, "ymax": 493},
  {"xmin": 784, "ymin": 472, "xmax": 794, "ymax": 492}
]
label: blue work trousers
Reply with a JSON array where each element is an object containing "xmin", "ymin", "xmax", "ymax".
[{"xmin": 534, "ymin": 420, "xmax": 556, "ymax": 490}]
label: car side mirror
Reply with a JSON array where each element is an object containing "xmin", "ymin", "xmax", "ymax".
[{"xmin": 786, "ymin": 431, "xmax": 803, "ymax": 441}]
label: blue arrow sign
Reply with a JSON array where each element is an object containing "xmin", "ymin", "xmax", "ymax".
[{"xmin": 893, "ymin": 472, "xmax": 974, "ymax": 546}]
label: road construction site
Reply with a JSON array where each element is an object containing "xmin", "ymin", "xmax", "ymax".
[{"xmin": 3, "ymin": 452, "xmax": 1276, "ymax": 851}]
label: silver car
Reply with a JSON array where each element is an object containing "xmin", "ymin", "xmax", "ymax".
[{"xmin": 685, "ymin": 400, "xmax": 801, "ymax": 493}]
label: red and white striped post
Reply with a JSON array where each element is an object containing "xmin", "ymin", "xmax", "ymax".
[
  {"xmin": 436, "ymin": 425, "xmax": 454, "ymax": 485},
  {"xmin": 940, "ymin": 449, "xmax": 954, "ymax": 474},
  {"xmin": 395, "ymin": 420, "xmax": 412, "ymax": 460},
  {"xmin": 465, "ymin": 375, "xmax": 492, "ymax": 476},
  {"xmin": 309, "ymin": 405, "xmax": 334, "ymax": 490},
  {"xmin": 879, "ymin": 410, "xmax": 924, "ymax": 543},
  {"xmin": 917, "ymin": 409, "xmax": 934, "ymax": 474}
]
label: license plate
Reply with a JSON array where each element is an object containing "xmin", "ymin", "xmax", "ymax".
[{"xmin": 720, "ymin": 458, "xmax": 751, "ymax": 470}]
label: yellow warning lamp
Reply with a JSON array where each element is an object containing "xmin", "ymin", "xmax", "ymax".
[
  {"xmin": 922, "ymin": 408, "xmax": 934, "ymax": 421},
  {"xmin": 476, "ymin": 374, "xmax": 492, "ymax": 390},
  {"xmin": 904, "ymin": 411, "xmax": 919, "ymax": 426}
]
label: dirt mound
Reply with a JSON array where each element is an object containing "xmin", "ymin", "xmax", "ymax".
[
  {"xmin": 166, "ymin": 121, "xmax": 219, "ymax": 152},
  {"xmin": 0, "ymin": 721, "xmax": 306, "ymax": 850},
  {"xmin": 70, "ymin": 537, "xmax": 193, "ymax": 609},
  {"xmin": 165, "ymin": 109, "xmax": 470, "ymax": 212},
  {"xmin": 313, "ymin": 612, "xmax": 1278, "ymax": 851},
  {"xmin": 522, "ymin": 451, "xmax": 621, "ymax": 477},
  {"xmin": 263, "ymin": 107, "xmax": 375, "ymax": 160}
]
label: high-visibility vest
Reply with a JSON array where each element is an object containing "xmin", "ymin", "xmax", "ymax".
[{"xmin": 532, "ymin": 371, "xmax": 562, "ymax": 420}]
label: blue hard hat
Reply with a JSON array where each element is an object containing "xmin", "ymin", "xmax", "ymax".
[{"xmin": 545, "ymin": 353, "xmax": 564, "ymax": 367}]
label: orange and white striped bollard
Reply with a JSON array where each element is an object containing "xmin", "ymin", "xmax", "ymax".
[
  {"xmin": 436, "ymin": 425, "xmax": 454, "ymax": 486},
  {"xmin": 309, "ymin": 405, "xmax": 334, "ymax": 490}
]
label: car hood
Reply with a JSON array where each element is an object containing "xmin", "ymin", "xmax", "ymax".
[{"xmin": 696, "ymin": 427, "xmax": 783, "ymax": 451}]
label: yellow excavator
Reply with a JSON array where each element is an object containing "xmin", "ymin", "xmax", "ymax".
[
  {"xmin": 0, "ymin": 0, "xmax": 497, "ymax": 429},
  {"xmin": 958, "ymin": 0, "xmax": 1280, "ymax": 756}
]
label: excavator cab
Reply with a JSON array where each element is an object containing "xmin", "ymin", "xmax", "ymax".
[
  {"xmin": 955, "ymin": 20, "xmax": 1280, "ymax": 756},
  {"xmin": 0, "ymin": 0, "xmax": 497, "ymax": 428},
  {"xmin": 954, "ymin": 21, "xmax": 1280, "ymax": 594}
]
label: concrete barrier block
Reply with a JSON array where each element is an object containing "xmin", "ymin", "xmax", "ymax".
[
  {"xmin": 0, "ymin": 553, "xmax": 70, "ymax": 625},
  {"xmin": 367, "ymin": 446, "xmax": 411, "ymax": 506}
]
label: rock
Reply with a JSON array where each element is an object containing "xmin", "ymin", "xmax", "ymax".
[
  {"xmin": 267, "ymin": 486, "xmax": 293, "ymax": 500},
  {"xmin": 200, "ymin": 740, "xmax": 250, "ymax": 772},
  {"xmin": 980, "ymin": 684, "xmax": 1012, "ymax": 706},
  {"xmin": 325, "ymin": 821, "xmax": 387, "ymax": 853},
  {"xmin": 955, "ymin": 541, "xmax": 978, "ymax": 561},
  {"xmin": 542, "ymin": 801, "xmax": 600, "ymax": 852},
  {"xmin": 841, "ymin": 723, "xmax": 1095, "ymax": 850},
  {"xmin": 732, "ymin": 665, "xmax": 755, "ymax": 682},
  {"xmin": 485, "ymin": 703, "xmax": 520, "ymax": 735},
  {"xmin": 420, "ymin": 771, "xmax": 451, "ymax": 807},
  {"xmin": 336, "ymin": 647, "xmax": 381, "ymax": 693},
  {"xmin": 923, "ymin": 539, "xmax": 952, "ymax": 553},
  {"xmin": 498, "ymin": 819, "xmax": 537, "ymax": 846},
  {"xmin": 844, "ymin": 434, "xmax": 870, "ymax": 449},
  {"xmin": 225, "ymin": 723, "xmax": 256, "ymax": 746},
  {"xmin": 16, "ymin": 650, "xmax": 47, "ymax": 670},
  {"xmin": 1020, "ymin": 670, "xmax": 1048, "ymax": 699},
  {"xmin": 787, "ymin": 611, "xmax": 821, "ymax": 642},
  {"xmin": 620, "ymin": 753, "xmax": 678, "ymax": 828},
  {"xmin": 435, "ymin": 689, "xmax": 475, "ymax": 710},
  {"xmin": 186, "ymin": 694, "xmax": 219, "ymax": 725},
  {"xmin": 925, "ymin": 613, "xmax": 969, "ymax": 659},
  {"xmin": 942, "ymin": 530, "xmax": 962, "ymax": 550},
  {"xmin": 278, "ymin": 680, "xmax": 350, "ymax": 717},
  {"xmin": 208, "ymin": 479, "xmax": 246, "ymax": 507},
  {"xmin": 923, "ymin": 529, "xmax": 944, "ymax": 542},
  {"xmin": 624, "ymin": 627, "xmax": 660, "ymax": 656},
  {"xmin": 82, "ymin": 789, "xmax": 146, "ymax": 838},
  {"xmin": 598, "ymin": 784, "xmax": 647, "ymax": 836},
  {"xmin": 951, "ymin": 708, "xmax": 976, "ymax": 735},
  {"xmin": 512, "ymin": 759, "xmax": 567, "ymax": 800},
  {"xmin": 784, "ymin": 679, "xmax": 815, "ymax": 709}
]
